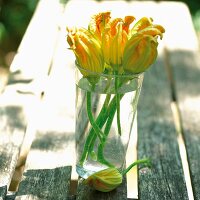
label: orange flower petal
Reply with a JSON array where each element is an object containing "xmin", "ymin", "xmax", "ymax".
[
  {"xmin": 123, "ymin": 16, "xmax": 135, "ymax": 33},
  {"xmin": 131, "ymin": 17, "xmax": 153, "ymax": 33},
  {"xmin": 89, "ymin": 12, "xmax": 111, "ymax": 39}
]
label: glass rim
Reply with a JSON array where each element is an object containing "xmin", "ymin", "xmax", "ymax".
[{"xmin": 75, "ymin": 61, "xmax": 144, "ymax": 79}]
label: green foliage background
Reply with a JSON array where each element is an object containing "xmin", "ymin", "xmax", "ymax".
[
  {"xmin": 181, "ymin": 0, "xmax": 200, "ymax": 31},
  {"xmin": 0, "ymin": 0, "xmax": 39, "ymax": 67},
  {"xmin": 0, "ymin": 0, "xmax": 38, "ymax": 50}
]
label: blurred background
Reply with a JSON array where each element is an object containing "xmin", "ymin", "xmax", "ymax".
[
  {"xmin": 0, "ymin": 0, "xmax": 39, "ymax": 69},
  {"xmin": 0, "ymin": 0, "xmax": 199, "ymax": 71}
]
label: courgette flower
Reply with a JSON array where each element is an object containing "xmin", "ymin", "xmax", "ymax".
[
  {"xmin": 123, "ymin": 17, "xmax": 165, "ymax": 73},
  {"xmin": 84, "ymin": 159, "xmax": 150, "ymax": 192},
  {"xmin": 67, "ymin": 13, "xmax": 165, "ymax": 76},
  {"xmin": 84, "ymin": 168, "xmax": 122, "ymax": 192},
  {"xmin": 67, "ymin": 27, "xmax": 104, "ymax": 77},
  {"xmin": 102, "ymin": 16, "xmax": 135, "ymax": 70},
  {"xmin": 123, "ymin": 33, "xmax": 158, "ymax": 74},
  {"xmin": 88, "ymin": 12, "xmax": 111, "ymax": 40}
]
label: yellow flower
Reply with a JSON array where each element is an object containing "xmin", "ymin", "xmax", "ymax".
[
  {"xmin": 123, "ymin": 17, "xmax": 165, "ymax": 73},
  {"xmin": 84, "ymin": 168, "xmax": 122, "ymax": 192},
  {"xmin": 123, "ymin": 16, "xmax": 135, "ymax": 34},
  {"xmin": 66, "ymin": 13, "xmax": 165, "ymax": 76},
  {"xmin": 123, "ymin": 34, "xmax": 158, "ymax": 74},
  {"xmin": 130, "ymin": 17, "xmax": 165, "ymax": 38},
  {"xmin": 102, "ymin": 16, "xmax": 135, "ymax": 70},
  {"xmin": 67, "ymin": 27, "xmax": 104, "ymax": 77},
  {"xmin": 88, "ymin": 12, "xmax": 111, "ymax": 40}
]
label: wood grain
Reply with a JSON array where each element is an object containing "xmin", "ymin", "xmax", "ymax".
[
  {"xmin": 15, "ymin": 21, "xmax": 76, "ymax": 196},
  {"xmin": 8, "ymin": 0, "xmax": 66, "ymax": 96},
  {"xmin": 0, "ymin": 90, "xmax": 29, "ymax": 199},
  {"xmin": 137, "ymin": 58, "xmax": 188, "ymax": 200},
  {"xmin": 76, "ymin": 177, "xmax": 127, "ymax": 200},
  {"xmin": 15, "ymin": 166, "xmax": 71, "ymax": 200},
  {"xmin": 169, "ymin": 50, "xmax": 200, "ymax": 200}
]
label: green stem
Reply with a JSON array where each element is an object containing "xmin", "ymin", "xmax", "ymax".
[
  {"xmin": 79, "ymin": 78, "xmax": 124, "ymax": 166},
  {"xmin": 86, "ymin": 91, "xmax": 105, "ymax": 143},
  {"xmin": 79, "ymin": 133, "xmax": 96, "ymax": 166},
  {"xmin": 79, "ymin": 94, "xmax": 111, "ymax": 166},
  {"xmin": 122, "ymin": 158, "xmax": 151, "ymax": 175},
  {"xmin": 88, "ymin": 94, "xmax": 111, "ymax": 154},
  {"xmin": 97, "ymin": 110, "xmax": 116, "ymax": 167},
  {"xmin": 115, "ymin": 71, "xmax": 122, "ymax": 136},
  {"xmin": 97, "ymin": 94, "xmax": 123, "ymax": 166},
  {"xmin": 116, "ymin": 94, "xmax": 121, "ymax": 135},
  {"xmin": 80, "ymin": 94, "xmax": 120, "ymax": 167}
]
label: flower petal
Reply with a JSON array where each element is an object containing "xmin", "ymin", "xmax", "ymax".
[
  {"xmin": 123, "ymin": 16, "xmax": 135, "ymax": 33},
  {"xmin": 88, "ymin": 12, "xmax": 111, "ymax": 39},
  {"xmin": 84, "ymin": 168, "xmax": 122, "ymax": 192}
]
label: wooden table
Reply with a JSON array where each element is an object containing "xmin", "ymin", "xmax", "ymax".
[{"xmin": 0, "ymin": 0, "xmax": 200, "ymax": 199}]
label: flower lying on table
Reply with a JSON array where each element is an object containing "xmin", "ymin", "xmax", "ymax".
[
  {"xmin": 84, "ymin": 159, "xmax": 151, "ymax": 192},
  {"xmin": 67, "ymin": 11, "xmax": 164, "ymax": 192}
]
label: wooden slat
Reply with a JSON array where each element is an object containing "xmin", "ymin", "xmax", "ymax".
[
  {"xmin": 0, "ymin": 88, "xmax": 36, "ymax": 199},
  {"xmin": 6, "ymin": 0, "xmax": 68, "ymax": 170},
  {"xmin": 162, "ymin": 2, "xmax": 200, "ymax": 199},
  {"xmin": 15, "ymin": 4, "xmax": 75, "ymax": 198},
  {"xmin": 76, "ymin": 177, "xmax": 127, "ymax": 200},
  {"xmin": 8, "ymin": 0, "xmax": 65, "ymax": 96},
  {"xmin": 15, "ymin": 104, "xmax": 75, "ymax": 199},
  {"xmin": 137, "ymin": 57, "xmax": 188, "ymax": 200},
  {"xmin": 5, "ymin": 193, "xmax": 16, "ymax": 200},
  {"xmin": 169, "ymin": 50, "xmax": 200, "ymax": 199},
  {"xmin": 6, "ymin": 0, "xmax": 69, "ymax": 195},
  {"xmin": 137, "ymin": 2, "xmax": 199, "ymax": 199},
  {"xmin": 15, "ymin": 166, "xmax": 72, "ymax": 200}
]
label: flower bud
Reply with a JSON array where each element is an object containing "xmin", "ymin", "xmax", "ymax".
[
  {"xmin": 123, "ymin": 34, "xmax": 158, "ymax": 74},
  {"xmin": 102, "ymin": 18, "xmax": 128, "ymax": 69},
  {"xmin": 84, "ymin": 168, "xmax": 122, "ymax": 192},
  {"xmin": 67, "ymin": 28, "xmax": 104, "ymax": 77}
]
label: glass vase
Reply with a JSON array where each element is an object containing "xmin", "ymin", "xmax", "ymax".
[{"xmin": 75, "ymin": 65, "xmax": 144, "ymax": 179}]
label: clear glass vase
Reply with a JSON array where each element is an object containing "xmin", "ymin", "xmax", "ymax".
[{"xmin": 75, "ymin": 66, "xmax": 144, "ymax": 179}]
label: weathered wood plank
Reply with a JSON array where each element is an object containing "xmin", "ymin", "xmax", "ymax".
[
  {"xmin": 0, "ymin": 89, "xmax": 35, "ymax": 199},
  {"xmin": 6, "ymin": 0, "xmax": 69, "ymax": 194},
  {"xmin": 14, "ymin": 0, "xmax": 76, "ymax": 196},
  {"xmin": 137, "ymin": 57, "xmax": 188, "ymax": 200},
  {"xmin": 136, "ymin": 2, "xmax": 199, "ymax": 199},
  {"xmin": 76, "ymin": 177, "xmax": 127, "ymax": 200},
  {"xmin": 15, "ymin": 99, "xmax": 75, "ymax": 198},
  {"xmin": 15, "ymin": 166, "xmax": 71, "ymax": 200},
  {"xmin": 8, "ymin": 0, "xmax": 65, "ymax": 95},
  {"xmin": 5, "ymin": 192, "xmax": 16, "ymax": 200},
  {"xmin": 161, "ymin": 2, "xmax": 200, "ymax": 199},
  {"xmin": 0, "ymin": 187, "xmax": 6, "ymax": 200},
  {"xmin": 15, "ymin": 95, "xmax": 76, "ymax": 198},
  {"xmin": 169, "ymin": 50, "xmax": 200, "ymax": 200}
]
